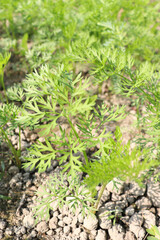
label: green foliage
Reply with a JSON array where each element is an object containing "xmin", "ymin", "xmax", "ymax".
[
  {"xmin": 83, "ymin": 126, "xmax": 157, "ymax": 197},
  {"xmin": 33, "ymin": 173, "xmax": 95, "ymax": 223},
  {"xmin": 0, "ymin": 103, "xmax": 22, "ymax": 167},
  {"xmin": 147, "ymin": 226, "xmax": 160, "ymax": 240},
  {"xmin": 0, "ymin": 0, "xmax": 159, "ymax": 71},
  {"xmin": 0, "ymin": 52, "xmax": 11, "ymax": 101},
  {"xmin": 10, "ymin": 65, "xmax": 125, "ymax": 176},
  {"xmin": 0, "ymin": 0, "xmax": 160, "ymax": 222}
]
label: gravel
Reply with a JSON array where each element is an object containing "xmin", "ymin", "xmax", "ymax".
[{"xmin": 1, "ymin": 126, "xmax": 160, "ymax": 240}]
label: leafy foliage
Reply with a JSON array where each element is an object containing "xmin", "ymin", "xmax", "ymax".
[
  {"xmin": 0, "ymin": 0, "xmax": 160, "ymax": 222},
  {"xmin": 33, "ymin": 173, "xmax": 95, "ymax": 223},
  {"xmin": 147, "ymin": 225, "xmax": 160, "ymax": 240}
]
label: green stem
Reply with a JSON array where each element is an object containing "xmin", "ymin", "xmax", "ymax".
[
  {"xmin": 65, "ymin": 115, "xmax": 89, "ymax": 165},
  {"xmin": 93, "ymin": 182, "xmax": 107, "ymax": 214},
  {"xmin": 0, "ymin": 127, "xmax": 21, "ymax": 168},
  {"xmin": 0, "ymin": 73, "xmax": 8, "ymax": 104},
  {"xmin": 18, "ymin": 125, "xmax": 21, "ymax": 154}
]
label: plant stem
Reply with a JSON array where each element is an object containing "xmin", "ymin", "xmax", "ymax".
[
  {"xmin": 0, "ymin": 127, "xmax": 21, "ymax": 168},
  {"xmin": 93, "ymin": 182, "xmax": 107, "ymax": 214},
  {"xmin": 65, "ymin": 115, "xmax": 89, "ymax": 165},
  {"xmin": 18, "ymin": 125, "xmax": 21, "ymax": 154},
  {"xmin": 0, "ymin": 74, "xmax": 8, "ymax": 104}
]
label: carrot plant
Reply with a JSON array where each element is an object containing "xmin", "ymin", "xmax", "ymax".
[
  {"xmin": 7, "ymin": 60, "xmax": 158, "ymax": 220},
  {"xmin": 0, "ymin": 103, "xmax": 22, "ymax": 168},
  {"xmin": 1, "ymin": 0, "xmax": 159, "ymax": 223}
]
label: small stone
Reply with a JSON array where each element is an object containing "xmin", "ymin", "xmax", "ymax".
[
  {"xmin": 11, "ymin": 135, "xmax": 18, "ymax": 145},
  {"xmin": 129, "ymin": 225, "xmax": 145, "ymax": 239},
  {"xmin": 141, "ymin": 210, "xmax": 156, "ymax": 228},
  {"xmin": 78, "ymin": 213, "xmax": 84, "ymax": 223},
  {"xmin": 47, "ymin": 229, "xmax": 53, "ymax": 236},
  {"xmin": 15, "ymin": 226, "xmax": 22, "ymax": 236},
  {"xmin": 50, "ymin": 200, "xmax": 59, "ymax": 212},
  {"xmin": 64, "ymin": 226, "xmax": 71, "ymax": 235},
  {"xmin": 83, "ymin": 215, "xmax": 98, "ymax": 231},
  {"xmin": 30, "ymin": 133, "xmax": 38, "ymax": 141},
  {"xmin": 23, "ymin": 173, "xmax": 30, "ymax": 181},
  {"xmin": 22, "ymin": 208, "xmax": 30, "ymax": 216},
  {"xmin": 103, "ymin": 201, "xmax": 116, "ymax": 211},
  {"xmin": 23, "ymin": 128, "xmax": 31, "ymax": 138},
  {"xmin": 38, "ymin": 137, "xmax": 45, "ymax": 142},
  {"xmin": 23, "ymin": 214, "xmax": 35, "ymax": 229},
  {"xmin": 90, "ymin": 229, "xmax": 97, "ymax": 238},
  {"xmin": 129, "ymin": 182, "xmax": 145, "ymax": 198},
  {"xmin": 63, "ymin": 216, "xmax": 72, "ymax": 225},
  {"xmin": 147, "ymin": 181, "xmax": 160, "ymax": 207},
  {"xmin": 150, "ymin": 207, "xmax": 156, "ymax": 214},
  {"xmin": 129, "ymin": 212, "xmax": 143, "ymax": 226},
  {"xmin": 98, "ymin": 215, "xmax": 112, "ymax": 230},
  {"xmin": 26, "ymin": 179, "xmax": 32, "ymax": 188},
  {"xmin": 5, "ymin": 227, "xmax": 14, "ymax": 236},
  {"xmin": 71, "ymin": 216, "xmax": 78, "ymax": 228},
  {"xmin": 0, "ymin": 220, "xmax": 7, "ymax": 230},
  {"xmin": 125, "ymin": 206, "xmax": 135, "ymax": 216},
  {"xmin": 49, "ymin": 216, "xmax": 58, "ymax": 230},
  {"xmin": 95, "ymin": 229, "xmax": 107, "ymax": 240},
  {"xmin": 121, "ymin": 216, "xmax": 130, "ymax": 225},
  {"xmin": 58, "ymin": 220, "xmax": 64, "ymax": 227},
  {"xmin": 53, "ymin": 211, "xmax": 59, "ymax": 217},
  {"xmin": 108, "ymin": 224, "xmax": 125, "ymax": 240},
  {"xmin": 126, "ymin": 195, "xmax": 135, "ymax": 204},
  {"xmin": 0, "ymin": 230, "xmax": 3, "ymax": 240},
  {"xmin": 28, "ymin": 230, "xmax": 37, "ymax": 238},
  {"xmin": 55, "ymin": 227, "xmax": 63, "ymax": 235},
  {"xmin": 125, "ymin": 231, "xmax": 136, "ymax": 240},
  {"xmin": 80, "ymin": 231, "xmax": 88, "ymax": 240},
  {"xmin": 8, "ymin": 166, "xmax": 19, "ymax": 175},
  {"xmin": 112, "ymin": 193, "xmax": 126, "ymax": 201},
  {"xmin": 157, "ymin": 208, "xmax": 160, "ymax": 216},
  {"xmin": 16, "ymin": 181, "xmax": 23, "ymax": 189},
  {"xmin": 20, "ymin": 226, "xmax": 26, "ymax": 234},
  {"xmin": 100, "ymin": 189, "xmax": 110, "ymax": 202},
  {"xmin": 9, "ymin": 173, "xmax": 22, "ymax": 189},
  {"xmin": 36, "ymin": 221, "xmax": 48, "ymax": 233},
  {"xmin": 116, "ymin": 200, "xmax": 127, "ymax": 209},
  {"xmin": 73, "ymin": 227, "xmax": 81, "ymax": 236},
  {"xmin": 135, "ymin": 197, "xmax": 152, "ymax": 210}
]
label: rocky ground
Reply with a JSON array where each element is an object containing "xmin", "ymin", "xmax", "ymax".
[
  {"xmin": 0, "ymin": 82, "xmax": 160, "ymax": 240},
  {"xmin": 1, "ymin": 159, "xmax": 160, "ymax": 240}
]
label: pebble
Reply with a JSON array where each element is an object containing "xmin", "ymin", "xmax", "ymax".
[
  {"xmin": 95, "ymin": 229, "xmax": 107, "ymax": 240},
  {"xmin": 108, "ymin": 224, "xmax": 125, "ymax": 240},
  {"xmin": 49, "ymin": 217, "xmax": 58, "ymax": 229},
  {"xmin": 125, "ymin": 206, "xmax": 135, "ymax": 216},
  {"xmin": 2, "ymin": 140, "xmax": 160, "ymax": 240},
  {"xmin": 36, "ymin": 221, "xmax": 49, "ymax": 233},
  {"xmin": 147, "ymin": 181, "xmax": 160, "ymax": 207},
  {"xmin": 129, "ymin": 182, "xmax": 146, "ymax": 197},
  {"xmin": 0, "ymin": 220, "xmax": 7, "ymax": 230},
  {"xmin": 83, "ymin": 215, "xmax": 98, "ymax": 231},
  {"xmin": 135, "ymin": 197, "xmax": 152, "ymax": 210},
  {"xmin": 142, "ymin": 210, "xmax": 156, "ymax": 228},
  {"xmin": 0, "ymin": 230, "xmax": 3, "ymax": 240},
  {"xmin": 8, "ymin": 166, "xmax": 19, "ymax": 175},
  {"xmin": 125, "ymin": 231, "xmax": 136, "ymax": 240},
  {"xmin": 23, "ymin": 214, "xmax": 35, "ymax": 229}
]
